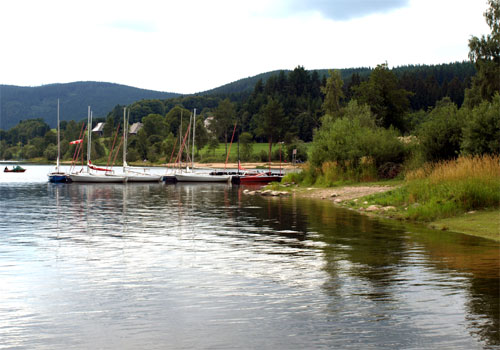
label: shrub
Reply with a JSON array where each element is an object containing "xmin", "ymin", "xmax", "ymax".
[
  {"xmin": 461, "ymin": 93, "xmax": 500, "ymax": 155},
  {"xmin": 417, "ymin": 98, "xmax": 464, "ymax": 162},
  {"xmin": 309, "ymin": 100, "xmax": 405, "ymax": 182}
]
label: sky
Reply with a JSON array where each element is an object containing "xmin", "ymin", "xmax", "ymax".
[{"xmin": 0, "ymin": 0, "xmax": 490, "ymax": 94}]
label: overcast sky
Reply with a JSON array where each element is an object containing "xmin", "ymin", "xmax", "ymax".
[{"xmin": 0, "ymin": 0, "xmax": 490, "ymax": 94}]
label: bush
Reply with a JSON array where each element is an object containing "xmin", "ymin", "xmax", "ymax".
[
  {"xmin": 126, "ymin": 148, "xmax": 140, "ymax": 162},
  {"xmin": 258, "ymin": 150, "xmax": 269, "ymax": 162},
  {"xmin": 286, "ymin": 138, "xmax": 308, "ymax": 163},
  {"xmin": 461, "ymin": 93, "xmax": 500, "ymax": 155},
  {"xmin": 310, "ymin": 100, "xmax": 405, "ymax": 182},
  {"xmin": 417, "ymin": 98, "xmax": 463, "ymax": 162},
  {"xmin": 239, "ymin": 132, "xmax": 254, "ymax": 161}
]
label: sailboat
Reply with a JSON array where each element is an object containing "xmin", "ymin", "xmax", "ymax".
[
  {"xmin": 69, "ymin": 107, "xmax": 127, "ymax": 183},
  {"xmin": 122, "ymin": 107, "xmax": 162, "ymax": 182},
  {"xmin": 48, "ymin": 99, "xmax": 69, "ymax": 183},
  {"xmin": 174, "ymin": 109, "xmax": 232, "ymax": 183}
]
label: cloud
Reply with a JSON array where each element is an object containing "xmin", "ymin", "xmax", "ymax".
[
  {"xmin": 109, "ymin": 20, "xmax": 157, "ymax": 33},
  {"xmin": 282, "ymin": 0, "xmax": 410, "ymax": 20}
]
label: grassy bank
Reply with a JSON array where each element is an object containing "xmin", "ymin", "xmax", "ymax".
[
  {"xmin": 277, "ymin": 155, "xmax": 499, "ymax": 241},
  {"xmin": 341, "ymin": 155, "xmax": 500, "ymax": 240},
  {"xmin": 360, "ymin": 155, "xmax": 499, "ymax": 218}
]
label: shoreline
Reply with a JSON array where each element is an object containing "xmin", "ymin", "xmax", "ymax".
[{"xmin": 280, "ymin": 184, "xmax": 499, "ymax": 242}]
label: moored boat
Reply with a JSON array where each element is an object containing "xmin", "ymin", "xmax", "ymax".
[
  {"xmin": 69, "ymin": 171, "xmax": 127, "ymax": 183},
  {"xmin": 237, "ymin": 172, "xmax": 283, "ymax": 184},
  {"xmin": 4, "ymin": 165, "xmax": 26, "ymax": 173},
  {"xmin": 68, "ymin": 107, "xmax": 126, "ymax": 183},
  {"xmin": 48, "ymin": 99, "xmax": 69, "ymax": 183},
  {"xmin": 175, "ymin": 172, "xmax": 232, "ymax": 183}
]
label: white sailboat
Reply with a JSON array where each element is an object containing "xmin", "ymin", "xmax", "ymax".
[
  {"xmin": 174, "ymin": 109, "xmax": 231, "ymax": 183},
  {"xmin": 69, "ymin": 107, "xmax": 127, "ymax": 183},
  {"xmin": 121, "ymin": 107, "xmax": 162, "ymax": 182},
  {"xmin": 48, "ymin": 99, "xmax": 69, "ymax": 183}
]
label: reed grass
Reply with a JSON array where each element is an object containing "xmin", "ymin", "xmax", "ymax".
[{"xmin": 372, "ymin": 155, "xmax": 500, "ymax": 221}]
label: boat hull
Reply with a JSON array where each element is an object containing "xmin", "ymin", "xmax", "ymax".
[
  {"xmin": 125, "ymin": 174, "xmax": 162, "ymax": 182},
  {"xmin": 175, "ymin": 173, "xmax": 231, "ymax": 182},
  {"xmin": 48, "ymin": 172, "xmax": 69, "ymax": 183},
  {"xmin": 238, "ymin": 175, "xmax": 283, "ymax": 184},
  {"xmin": 69, "ymin": 173, "xmax": 127, "ymax": 183}
]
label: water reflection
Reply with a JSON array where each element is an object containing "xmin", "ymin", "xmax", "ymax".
[
  {"xmin": 0, "ymin": 179, "xmax": 498, "ymax": 349},
  {"xmin": 252, "ymin": 195, "xmax": 500, "ymax": 349}
]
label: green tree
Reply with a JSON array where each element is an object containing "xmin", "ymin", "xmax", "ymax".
[
  {"xmin": 255, "ymin": 97, "xmax": 287, "ymax": 145},
  {"xmin": 142, "ymin": 114, "xmax": 169, "ymax": 138},
  {"xmin": 213, "ymin": 98, "xmax": 236, "ymax": 158},
  {"xmin": 44, "ymin": 144, "xmax": 58, "ymax": 161},
  {"xmin": 354, "ymin": 63, "xmax": 411, "ymax": 131},
  {"xmin": 165, "ymin": 106, "xmax": 191, "ymax": 138},
  {"xmin": 467, "ymin": 0, "xmax": 500, "ymax": 105},
  {"xmin": 239, "ymin": 132, "xmax": 254, "ymax": 161},
  {"xmin": 103, "ymin": 114, "xmax": 116, "ymax": 137},
  {"xmin": 461, "ymin": 93, "xmax": 500, "ymax": 155},
  {"xmin": 310, "ymin": 103, "xmax": 404, "ymax": 173},
  {"xmin": 417, "ymin": 98, "xmax": 464, "ymax": 162},
  {"xmin": 321, "ymin": 69, "xmax": 344, "ymax": 117}
]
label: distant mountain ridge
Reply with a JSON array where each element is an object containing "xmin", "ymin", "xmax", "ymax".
[
  {"xmin": 0, "ymin": 82, "xmax": 180, "ymax": 129},
  {"xmin": 0, "ymin": 62, "xmax": 475, "ymax": 130}
]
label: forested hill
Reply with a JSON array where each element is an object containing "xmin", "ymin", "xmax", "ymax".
[
  {"xmin": 0, "ymin": 62, "xmax": 475, "ymax": 130},
  {"xmin": 0, "ymin": 82, "xmax": 180, "ymax": 129},
  {"xmin": 199, "ymin": 63, "xmax": 475, "ymax": 97},
  {"xmin": 199, "ymin": 68, "xmax": 374, "ymax": 96}
]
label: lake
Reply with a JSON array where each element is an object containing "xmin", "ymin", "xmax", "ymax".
[{"xmin": 0, "ymin": 165, "xmax": 498, "ymax": 349}]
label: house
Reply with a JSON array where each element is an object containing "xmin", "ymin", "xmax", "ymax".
[
  {"xmin": 129, "ymin": 122, "xmax": 143, "ymax": 135},
  {"xmin": 204, "ymin": 116, "xmax": 214, "ymax": 133},
  {"xmin": 92, "ymin": 122, "xmax": 105, "ymax": 136}
]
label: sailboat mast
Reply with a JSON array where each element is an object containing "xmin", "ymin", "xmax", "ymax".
[
  {"xmin": 56, "ymin": 99, "xmax": 60, "ymax": 171},
  {"xmin": 180, "ymin": 110, "xmax": 183, "ymax": 169},
  {"xmin": 87, "ymin": 106, "xmax": 91, "ymax": 170},
  {"xmin": 123, "ymin": 107, "xmax": 127, "ymax": 171},
  {"xmin": 192, "ymin": 108, "xmax": 196, "ymax": 169}
]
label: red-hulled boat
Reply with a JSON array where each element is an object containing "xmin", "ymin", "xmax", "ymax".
[{"xmin": 238, "ymin": 172, "xmax": 283, "ymax": 184}]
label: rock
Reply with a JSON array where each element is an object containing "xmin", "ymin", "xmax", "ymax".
[
  {"xmin": 383, "ymin": 206, "xmax": 397, "ymax": 211},
  {"xmin": 243, "ymin": 189, "xmax": 250, "ymax": 194},
  {"xmin": 248, "ymin": 191, "xmax": 256, "ymax": 195},
  {"xmin": 366, "ymin": 205, "xmax": 381, "ymax": 212},
  {"xmin": 261, "ymin": 190, "xmax": 272, "ymax": 196},
  {"xmin": 280, "ymin": 191, "xmax": 290, "ymax": 196},
  {"xmin": 363, "ymin": 201, "xmax": 368, "ymax": 204},
  {"xmin": 467, "ymin": 210, "xmax": 476, "ymax": 214},
  {"xmin": 271, "ymin": 191, "xmax": 281, "ymax": 196},
  {"xmin": 334, "ymin": 198, "xmax": 342, "ymax": 203},
  {"xmin": 330, "ymin": 193, "xmax": 338, "ymax": 197}
]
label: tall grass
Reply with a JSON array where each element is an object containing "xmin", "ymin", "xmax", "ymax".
[{"xmin": 378, "ymin": 155, "xmax": 500, "ymax": 221}]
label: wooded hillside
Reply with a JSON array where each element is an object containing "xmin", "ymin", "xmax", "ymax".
[{"xmin": 0, "ymin": 82, "xmax": 180, "ymax": 130}]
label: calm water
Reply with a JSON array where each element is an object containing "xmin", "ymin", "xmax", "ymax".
[{"xmin": 0, "ymin": 165, "xmax": 499, "ymax": 349}]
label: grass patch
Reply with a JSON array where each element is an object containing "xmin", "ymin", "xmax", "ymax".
[
  {"xmin": 430, "ymin": 210, "xmax": 500, "ymax": 241},
  {"xmin": 355, "ymin": 155, "xmax": 500, "ymax": 224}
]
